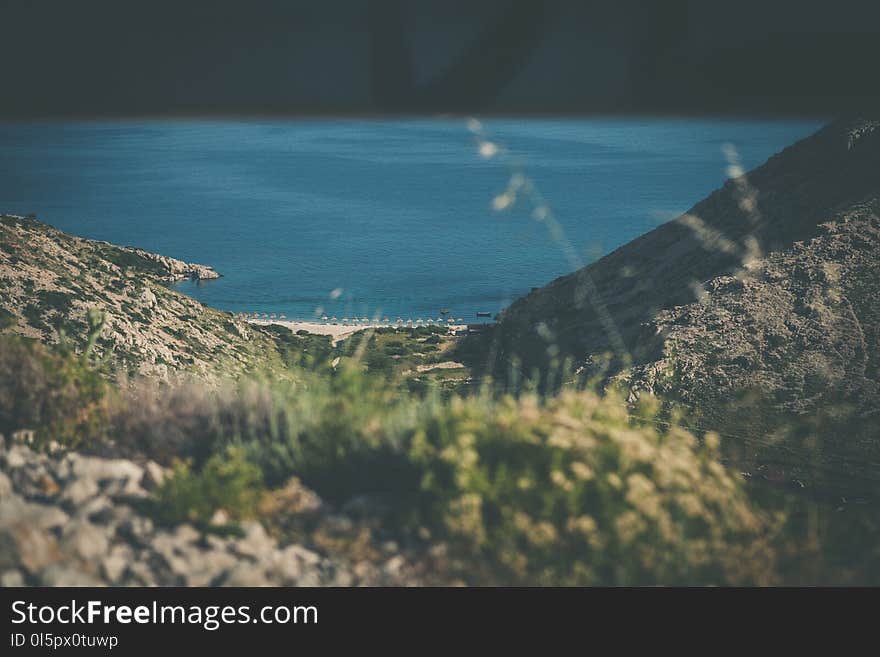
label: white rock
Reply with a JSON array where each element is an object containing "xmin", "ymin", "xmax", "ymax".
[
  {"xmin": 142, "ymin": 461, "xmax": 166, "ymax": 489},
  {"xmin": 0, "ymin": 471, "xmax": 12, "ymax": 498},
  {"xmin": 32, "ymin": 505, "xmax": 70, "ymax": 530},
  {"xmin": 1, "ymin": 569, "xmax": 25, "ymax": 587},
  {"xmin": 222, "ymin": 563, "xmax": 270, "ymax": 586},
  {"xmin": 126, "ymin": 560, "xmax": 158, "ymax": 586},
  {"xmin": 5, "ymin": 444, "xmax": 32, "ymax": 469},
  {"xmin": 102, "ymin": 544, "xmax": 134, "ymax": 583},
  {"xmin": 60, "ymin": 477, "xmax": 100, "ymax": 505},
  {"xmin": 0, "ymin": 498, "xmax": 62, "ymax": 574},
  {"xmin": 62, "ymin": 521, "xmax": 111, "ymax": 562},
  {"xmin": 173, "ymin": 524, "xmax": 200, "ymax": 545},
  {"xmin": 40, "ymin": 564, "xmax": 104, "ymax": 586},
  {"xmin": 234, "ymin": 522, "xmax": 274, "ymax": 559},
  {"xmin": 66, "ymin": 454, "xmax": 144, "ymax": 496},
  {"xmin": 383, "ymin": 555, "xmax": 407, "ymax": 578},
  {"xmin": 285, "ymin": 544, "xmax": 322, "ymax": 567},
  {"xmin": 140, "ymin": 288, "xmax": 158, "ymax": 308}
]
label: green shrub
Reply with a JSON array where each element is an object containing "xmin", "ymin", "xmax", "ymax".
[
  {"xmin": 0, "ymin": 328, "xmax": 782, "ymax": 585},
  {"xmin": 0, "ymin": 307, "xmax": 15, "ymax": 329},
  {"xmin": 97, "ymin": 356, "xmax": 781, "ymax": 584},
  {"xmin": 412, "ymin": 391, "xmax": 779, "ymax": 584},
  {"xmin": 0, "ymin": 314, "xmax": 108, "ymax": 448},
  {"xmin": 151, "ymin": 446, "xmax": 263, "ymax": 527}
]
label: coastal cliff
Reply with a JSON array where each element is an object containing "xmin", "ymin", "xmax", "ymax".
[{"xmin": 0, "ymin": 214, "xmax": 280, "ymax": 379}]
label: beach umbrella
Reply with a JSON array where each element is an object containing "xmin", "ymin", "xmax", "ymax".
[
  {"xmin": 382, "ymin": 317, "xmax": 389, "ymax": 323},
  {"xmin": 262, "ymin": 313, "xmax": 269, "ymax": 318},
  {"xmin": 280, "ymin": 314, "xmax": 286, "ymax": 319},
  {"xmin": 321, "ymin": 315, "xmax": 328, "ymax": 321},
  {"xmin": 331, "ymin": 316, "xmax": 337, "ymax": 321},
  {"xmin": 270, "ymin": 313, "xmax": 277, "ymax": 319}
]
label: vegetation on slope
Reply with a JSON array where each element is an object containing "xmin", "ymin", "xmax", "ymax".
[
  {"xmin": 3, "ymin": 325, "xmax": 880, "ymax": 585},
  {"xmin": 0, "ymin": 329, "xmax": 782, "ymax": 585},
  {"xmin": 0, "ymin": 214, "xmax": 301, "ymax": 380}
]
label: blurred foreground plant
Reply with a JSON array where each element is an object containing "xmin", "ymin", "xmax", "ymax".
[
  {"xmin": 5, "ymin": 332, "xmax": 865, "ymax": 586},
  {"xmin": 151, "ymin": 446, "xmax": 263, "ymax": 527},
  {"xmin": 0, "ymin": 310, "xmax": 108, "ymax": 448}
]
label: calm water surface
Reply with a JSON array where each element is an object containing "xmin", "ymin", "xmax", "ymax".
[{"xmin": 0, "ymin": 118, "xmax": 821, "ymax": 320}]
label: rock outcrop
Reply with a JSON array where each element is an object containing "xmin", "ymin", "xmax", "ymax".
[
  {"xmin": 109, "ymin": 246, "xmax": 221, "ymax": 282},
  {"xmin": 0, "ymin": 433, "xmax": 425, "ymax": 586}
]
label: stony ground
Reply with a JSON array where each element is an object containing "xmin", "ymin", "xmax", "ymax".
[
  {"xmin": 0, "ymin": 433, "xmax": 429, "ymax": 586},
  {"xmin": 626, "ymin": 199, "xmax": 880, "ymax": 416}
]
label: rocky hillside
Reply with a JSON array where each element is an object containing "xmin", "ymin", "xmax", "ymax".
[
  {"xmin": 0, "ymin": 214, "xmax": 290, "ymax": 379},
  {"xmin": 0, "ymin": 432, "xmax": 425, "ymax": 586},
  {"xmin": 489, "ymin": 118, "xmax": 879, "ymax": 412}
]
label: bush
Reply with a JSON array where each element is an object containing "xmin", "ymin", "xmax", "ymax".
[
  {"xmin": 0, "ymin": 331, "xmax": 780, "ymax": 585},
  {"xmin": 150, "ymin": 446, "xmax": 263, "ymax": 527},
  {"xmin": 0, "ymin": 334, "xmax": 108, "ymax": 448},
  {"xmin": 0, "ymin": 307, "xmax": 15, "ymax": 329},
  {"xmin": 405, "ymin": 391, "xmax": 778, "ymax": 585}
]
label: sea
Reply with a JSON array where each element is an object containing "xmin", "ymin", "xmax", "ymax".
[{"xmin": 0, "ymin": 118, "xmax": 821, "ymax": 322}]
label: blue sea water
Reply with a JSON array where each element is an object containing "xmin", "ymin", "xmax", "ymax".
[{"xmin": 0, "ymin": 118, "xmax": 821, "ymax": 321}]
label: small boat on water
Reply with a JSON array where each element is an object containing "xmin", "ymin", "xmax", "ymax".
[{"xmin": 476, "ymin": 311, "xmax": 492, "ymax": 318}]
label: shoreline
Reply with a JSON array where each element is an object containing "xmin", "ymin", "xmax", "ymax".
[{"xmin": 245, "ymin": 318, "xmax": 468, "ymax": 344}]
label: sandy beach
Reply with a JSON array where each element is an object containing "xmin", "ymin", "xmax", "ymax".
[{"xmin": 245, "ymin": 318, "xmax": 467, "ymax": 344}]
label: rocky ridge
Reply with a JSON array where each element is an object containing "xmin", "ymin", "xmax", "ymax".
[
  {"xmin": 0, "ymin": 214, "xmax": 287, "ymax": 379},
  {"xmin": 490, "ymin": 118, "xmax": 880, "ymax": 416}
]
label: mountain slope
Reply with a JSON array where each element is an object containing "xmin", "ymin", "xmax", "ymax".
[
  {"xmin": 0, "ymin": 214, "xmax": 291, "ymax": 379},
  {"xmin": 484, "ymin": 119, "xmax": 879, "ymax": 437}
]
